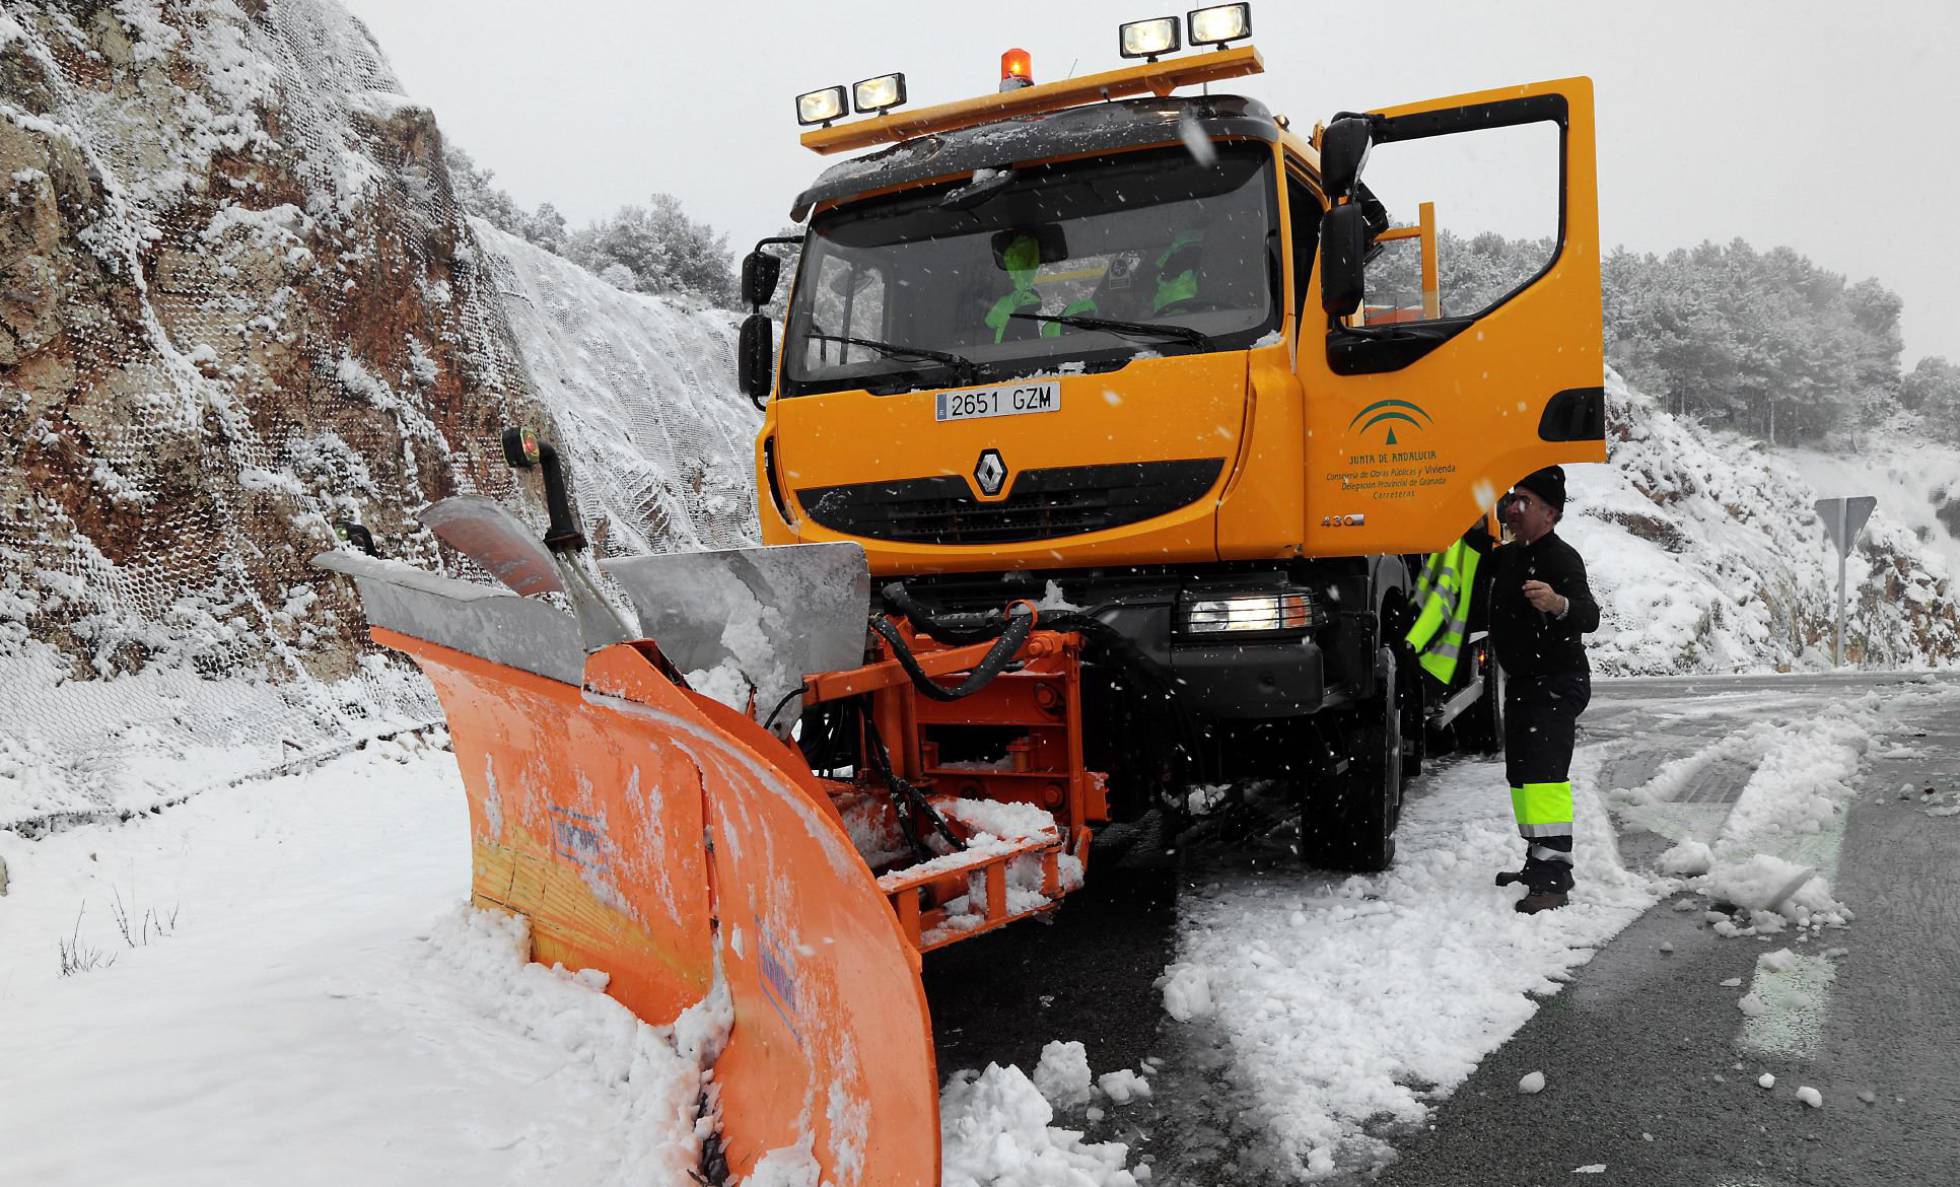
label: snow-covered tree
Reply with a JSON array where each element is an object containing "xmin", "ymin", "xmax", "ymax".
[
  {"xmin": 1901, "ymin": 356, "xmax": 1960, "ymax": 443},
  {"xmin": 441, "ymin": 144, "xmax": 567, "ymax": 253},
  {"xmin": 567, "ymin": 195, "xmax": 739, "ymax": 309}
]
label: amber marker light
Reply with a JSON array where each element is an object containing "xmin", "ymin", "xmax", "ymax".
[{"xmin": 999, "ymin": 48, "xmax": 1033, "ymax": 91}]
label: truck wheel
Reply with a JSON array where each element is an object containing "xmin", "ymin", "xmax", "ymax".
[
  {"xmin": 1307, "ymin": 645, "xmax": 1401, "ymax": 872},
  {"xmin": 1398, "ymin": 640, "xmax": 1425, "ymax": 780}
]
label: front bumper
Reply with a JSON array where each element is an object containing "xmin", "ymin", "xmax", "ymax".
[{"xmin": 905, "ymin": 569, "xmax": 1329, "ymax": 720}]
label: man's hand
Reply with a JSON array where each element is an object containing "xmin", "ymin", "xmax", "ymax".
[{"xmin": 1522, "ymin": 580, "xmax": 1566, "ymax": 615}]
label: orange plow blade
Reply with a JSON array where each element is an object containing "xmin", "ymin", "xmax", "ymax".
[{"xmin": 321, "ymin": 550, "xmax": 938, "ymax": 1186}]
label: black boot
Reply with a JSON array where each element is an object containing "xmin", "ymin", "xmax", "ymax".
[{"xmin": 1514, "ymin": 890, "xmax": 1569, "ymax": 914}]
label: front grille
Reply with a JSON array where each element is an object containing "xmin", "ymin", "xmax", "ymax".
[{"xmin": 797, "ymin": 458, "xmax": 1225, "ymax": 545}]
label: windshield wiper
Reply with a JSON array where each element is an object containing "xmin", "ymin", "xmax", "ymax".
[
  {"xmin": 807, "ymin": 333, "xmax": 979, "ymax": 384},
  {"xmin": 1007, "ymin": 313, "xmax": 1214, "ymax": 348}
]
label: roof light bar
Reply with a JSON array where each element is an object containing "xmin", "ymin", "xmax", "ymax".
[
  {"xmin": 795, "ymin": 85, "xmax": 848, "ymax": 127},
  {"xmin": 1187, "ymin": 3, "xmax": 1252, "ymax": 48},
  {"xmin": 853, "ymin": 72, "xmax": 907, "ymax": 115},
  {"xmin": 1119, "ymin": 17, "xmax": 1180, "ymax": 61}
]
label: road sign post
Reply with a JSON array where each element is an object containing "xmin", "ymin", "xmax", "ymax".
[{"xmin": 1814, "ymin": 496, "xmax": 1876, "ymax": 667}]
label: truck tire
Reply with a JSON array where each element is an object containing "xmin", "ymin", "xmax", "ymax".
[
  {"xmin": 1307, "ymin": 645, "xmax": 1402, "ymax": 872},
  {"xmin": 1447, "ymin": 643, "xmax": 1504, "ymax": 758},
  {"xmin": 1398, "ymin": 639, "xmax": 1425, "ymax": 779}
]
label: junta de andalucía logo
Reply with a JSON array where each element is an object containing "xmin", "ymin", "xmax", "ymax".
[{"xmin": 1347, "ymin": 398, "xmax": 1432, "ymax": 446}]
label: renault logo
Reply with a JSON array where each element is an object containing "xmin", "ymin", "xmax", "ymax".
[{"xmin": 974, "ymin": 449, "xmax": 1007, "ymax": 496}]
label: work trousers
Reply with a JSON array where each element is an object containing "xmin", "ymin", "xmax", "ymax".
[{"xmin": 1503, "ymin": 670, "xmax": 1591, "ymax": 893}]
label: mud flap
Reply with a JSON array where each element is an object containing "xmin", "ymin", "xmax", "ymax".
[{"xmin": 315, "ymin": 551, "xmax": 938, "ymax": 1186}]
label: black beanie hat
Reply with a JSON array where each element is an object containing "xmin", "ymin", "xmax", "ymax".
[{"xmin": 1515, "ymin": 466, "xmax": 1567, "ymax": 512}]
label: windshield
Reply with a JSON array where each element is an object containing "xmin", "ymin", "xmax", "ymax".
[{"xmin": 782, "ymin": 142, "xmax": 1279, "ymax": 397}]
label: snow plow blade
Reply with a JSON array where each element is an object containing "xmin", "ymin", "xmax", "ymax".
[{"xmin": 312, "ymin": 547, "xmax": 938, "ymax": 1186}]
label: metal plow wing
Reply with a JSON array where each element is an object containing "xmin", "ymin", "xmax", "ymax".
[
  {"xmin": 315, "ymin": 549, "xmax": 938, "ymax": 1186},
  {"xmin": 603, "ymin": 542, "xmax": 871, "ymax": 736}
]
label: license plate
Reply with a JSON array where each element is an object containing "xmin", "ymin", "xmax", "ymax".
[{"xmin": 934, "ymin": 381, "xmax": 1061, "ymax": 422}]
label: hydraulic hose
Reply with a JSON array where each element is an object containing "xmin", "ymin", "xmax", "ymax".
[
  {"xmin": 869, "ymin": 601, "xmax": 1035, "ymax": 702},
  {"xmin": 878, "ymin": 581, "xmax": 1011, "ymax": 646},
  {"xmin": 879, "ymin": 581, "xmax": 1206, "ymax": 812}
]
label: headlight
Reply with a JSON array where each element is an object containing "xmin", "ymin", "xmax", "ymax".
[
  {"xmin": 852, "ymin": 73, "xmax": 907, "ymax": 114},
  {"xmin": 1119, "ymin": 17, "xmax": 1180, "ymax": 60},
  {"xmin": 1178, "ymin": 590, "xmax": 1313, "ymax": 635},
  {"xmin": 795, "ymin": 85, "xmax": 848, "ymax": 126},
  {"xmin": 1187, "ymin": 3, "xmax": 1252, "ymax": 47}
]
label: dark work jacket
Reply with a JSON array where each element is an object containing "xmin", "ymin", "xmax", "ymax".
[{"xmin": 1485, "ymin": 529, "xmax": 1600, "ymax": 678}]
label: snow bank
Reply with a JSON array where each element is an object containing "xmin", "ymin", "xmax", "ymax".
[
  {"xmin": 1606, "ymin": 685, "xmax": 1955, "ymax": 934},
  {"xmin": 1169, "ymin": 751, "xmax": 1660, "ymax": 1178},
  {"xmin": 0, "ymin": 745, "xmax": 715, "ymax": 1185},
  {"xmin": 940, "ymin": 1064, "xmax": 1140, "ymax": 1187}
]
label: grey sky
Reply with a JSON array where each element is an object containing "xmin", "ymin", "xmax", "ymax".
[{"xmin": 340, "ymin": 0, "xmax": 1958, "ymax": 366}]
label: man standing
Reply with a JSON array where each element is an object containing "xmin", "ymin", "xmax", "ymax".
[{"xmin": 1488, "ymin": 466, "xmax": 1600, "ymax": 914}]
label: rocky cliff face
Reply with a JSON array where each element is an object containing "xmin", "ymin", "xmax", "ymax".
[
  {"xmin": 0, "ymin": 1, "xmax": 759, "ymax": 827},
  {"xmin": 0, "ymin": 1, "xmax": 551, "ymax": 683},
  {"xmin": 0, "ymin": 1, "xmax": 579, "ymax": 824}
]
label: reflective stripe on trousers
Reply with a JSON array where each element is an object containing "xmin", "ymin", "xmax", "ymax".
[{"xmin": 1503, "ymin": 671, "xmax": 1590, "ymax": 892}]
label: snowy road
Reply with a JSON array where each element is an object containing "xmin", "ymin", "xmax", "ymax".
[
  {"xmin": 2, "ymin": 674, "xmax": 1955, "ymax": 1185},
  {"xmin": 927, "ymin": 672, "xmax": 1960, "ymax": 1185}
]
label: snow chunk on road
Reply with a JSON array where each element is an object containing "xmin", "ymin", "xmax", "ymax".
[
  {"xmin": 940, "ymin": 1064, "xmax": 1139, "ymax": 1187},
  {"xmin": 1759, "ymin": 1073, "xmax": 1777, "ymax": 1089},
  {"xmin": 1158, "ymin": 962, "xmax": 1215, "ymax": 1021},
  {"xmin": 1518, "ymin": 1071, "xmax": 1547, "ymax": 1095},
  {"xmin": 1658, "ymin": 839, "xmax": 1713, "ymax": 876},
  {"xmin": 1702, "ymin": 853, "xmax": 1830, "ymax": 917},
  {"xmin": 1033, "ymin": 1041, "xmax": 1093, "ymax": 1108},
  {"xmin": 1796, "ymin": 1086, "xmax": 1823, "ymax": 1108},
  {"xmin": 1097, "ymin": 1068, "xmax": 1154, "ymax": 1104}
]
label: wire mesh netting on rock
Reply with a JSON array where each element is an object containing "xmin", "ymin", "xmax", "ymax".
[{"xmin": 0, "ymin": 1, "xmax": 754, "ymax": 827}]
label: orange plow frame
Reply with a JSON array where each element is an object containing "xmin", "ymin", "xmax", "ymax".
[
  {"xmin": 380, "ymin": 626, "xmax": 938, "ymax": 1182},
  {"xmin": 368, "ymin": 603, "xmax": 1103, "ymax": 1186}
]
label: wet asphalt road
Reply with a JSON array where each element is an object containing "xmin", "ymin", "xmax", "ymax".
[{"xmin": 923, "ymin": 672, "xmax": 1960, "ymax": 1185}]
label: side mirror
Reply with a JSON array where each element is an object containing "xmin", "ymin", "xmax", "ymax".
[
  {"xmin": 1320, "ymin": 117, "xmax": 1373, "ymax": 199},
  {"xmin": 1319, "ymin": 204, "xmax": 1367, "ymax": 318},
  {"xmin": 738, "ymin": 313, "xmax": 774, "ymax": 407},
  {"xmin": 741, "ymin": 250, "xmax": 782, "ymax": 309}
]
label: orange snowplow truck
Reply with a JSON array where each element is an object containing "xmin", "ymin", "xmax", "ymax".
[
  {"xmin": 743, "ymin": 25, "xmax": 1606, "ymax": 862},
  {"xmin": 320, "ymin": 13, "xmax": 1604, "ymax": 1187}
]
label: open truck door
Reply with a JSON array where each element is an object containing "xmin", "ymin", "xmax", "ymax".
[{"xmin": 1300, "ymin": 77, "xmax": 1605, "ymax": 556}]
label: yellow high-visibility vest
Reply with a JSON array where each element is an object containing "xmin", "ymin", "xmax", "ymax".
[{"xmin": 1405, "ymin": 540, "xmax": 1479, "ymax": 684}]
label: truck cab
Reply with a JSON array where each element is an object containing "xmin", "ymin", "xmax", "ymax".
[{"xmin": 742, "ymin": 30, "xmax": 1605, "ymax": 857}]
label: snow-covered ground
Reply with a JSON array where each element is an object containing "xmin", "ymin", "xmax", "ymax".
[
  {"xmin": 7, "ymin": 677, "xmax": 1945, "ymax": 1185},
  {"xmin": 474, "ymin": 220, "xmax": 760, "ymax": 557},
  {"xmin": 1783, "ymin": 429, "xmax": 1960, "ymax": 584},
  {"xmin": 1561, "ymin": 373, "xmax": 1957, "ymax": 675}
]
